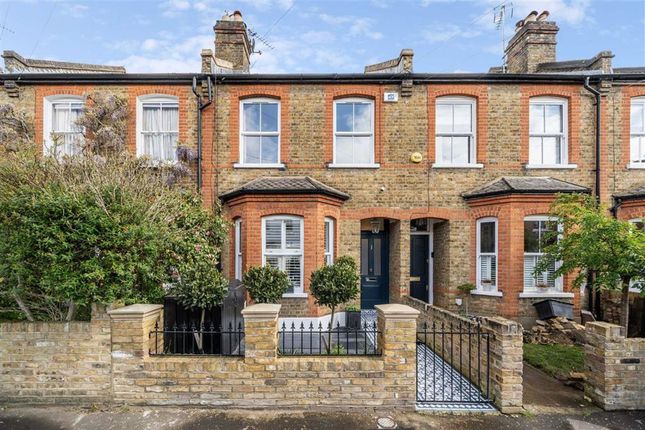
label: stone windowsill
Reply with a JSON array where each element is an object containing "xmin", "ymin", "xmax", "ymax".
[
  {"xmin": 519, "ymin": 292, "xmax": 574, "ymax": 299},
  {"xmin": 233, "ymin": 163, "xmax": 286, "ymax": 169},
  {"xmin": 524, "ymin": 164, "xmax": 578, "ymax": 170},
  {"xmin": 470, "ymin": 290, "xmax": 503, "ymax": 297},
  {"xmin": 282, "ymin": 293, "xmax": 308, "ymax": 299},
  {"xmin": 626, "ymin": 163, "xmax": 645, "ymax": 169}
]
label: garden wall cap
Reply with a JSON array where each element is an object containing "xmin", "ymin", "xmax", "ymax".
[
  {"xmin": 242, "ymin": 303, "xmax": 281, "ymax": 319},
  {"xmin": 108, "ymin": 304, "xmax": 163, "ymax": 320},
  {"xmin": 375, "ymin": 304, "xmax": 420, "ymax": 319}
]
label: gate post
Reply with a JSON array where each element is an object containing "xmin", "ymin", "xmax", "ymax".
[{"xmin": 376, "ymin": 304, "xmax": 420, "ymax": 408}]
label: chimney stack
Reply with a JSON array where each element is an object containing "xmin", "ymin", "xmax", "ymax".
[
  {"xmin": 504, "ymin": 10, "xmax": 558, "ymax": 73},
  {"xmin": 213, "ymin": 10, "xmax": 251, "ymax": 73}
]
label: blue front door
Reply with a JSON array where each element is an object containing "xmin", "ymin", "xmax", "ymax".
[{"xmin": 360, "ymin": 231, "xmax": 389, "ymax": 309}]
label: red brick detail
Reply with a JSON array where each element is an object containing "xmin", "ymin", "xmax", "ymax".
[
  {"xmin": 227, "ymin": 86, "xmax": 290, "ymax": 165},
  {"xmin": 467, "ymin": 194, "xmax": 581, "ymax": 320},
  {"xmin": 427, "ymin": 85, "xmax": 489, "ymax": 164},
  {"xmin": 126, "ymin": 86, "xmax": 192, "ymax": 155},
  {"xmin": 616, "ymin": 198, "xmax": 645, "ymax": 221},
  {"xmin": 225, "ymin": 193, "xmax": 343, "ymax": 316},
  {"xmin": 519, "ymin": 85, "xmax": 582, "ymax": 166},
  {"xmin": 34, "ymin": 85, "xmax": 95, "ymax": 154},
  {"xmin": 620, "ymin": 86, "xmax": 645, "ymax": 167},
  {"xmin": 323, "ymin": 85, "xmax": 382, "ymax": 165}
]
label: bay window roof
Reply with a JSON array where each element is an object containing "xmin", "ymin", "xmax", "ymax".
[
  {"xmin": 462, "ymin": 176, "xmax": 589, "ymax": 200},
  {"xmin": 219, "ymin": 176, "xmax": 350, "ymax": 202}
]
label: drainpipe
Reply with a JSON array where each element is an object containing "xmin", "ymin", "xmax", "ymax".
[
  {"xmin": 192, "ymin": 76, "xmax": 213, "ymax": 192},
  {"xmin": 582, "ymin": 76, "xmax": 602, "ymax": 317}
]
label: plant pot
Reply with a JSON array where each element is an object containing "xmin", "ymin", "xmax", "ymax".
[
  {"xmin": 346, "ymin": 310, "xmax": 362, "ymax": 330},
  {"xmin": 533, "ymin": 299, "xmax": 573, "ymax": 320}
]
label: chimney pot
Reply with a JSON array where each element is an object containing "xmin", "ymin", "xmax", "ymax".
[
  {"xmin": 537, "ymin": 11, "xmax": 550, "ymax": 22},
  {"xmin": 232, "ymin": 10, "xmax": 243, "ymax": 21},
  {"xmin": 524, "ymin": 10, "xmax": 539, "ymax": 22}
]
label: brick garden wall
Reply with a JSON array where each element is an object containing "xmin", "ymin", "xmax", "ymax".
[
  {"xmin": 585, "ymin": 322, "xmax": 645, "ymax": 410},
  {"xmin": 0, "ymin": 303, "xmax": 420, "ymax": 410},
  {"xmin": 404, "ymin": 295, "xmax": 523, "ymax": 413},
  {"xmin": 0, "ymin": 305, "xmax": 112, "ymax": 404}
]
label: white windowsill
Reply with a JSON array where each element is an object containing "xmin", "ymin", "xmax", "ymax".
[
  {"xmin": 471, "ymin": 290, "xmax": 503, "ymax": 297},
  {"xmin": 519, "ymin": 292, "xmax": 574, "ymax": 299},
  {"xmin": 234, "ymin": 163, "xmax": 286, "ymax": 169},
  {"xmin": 282, "ymin": 293, "xmax": 308, "ymax": 298},
  {"xmin": 626, "ymin": 163, "xmax": 645, "ymax": 169},
  {"xmin": 525, "ymin": 164, "xmax": 578, "ymax": 170},
  {"xmin": 327, "ymin": 163, "xmax": 380, "ymax": 169},
  {"xmin": 432, "ymin": 163, "xmax": 484, "ymax": 169}
]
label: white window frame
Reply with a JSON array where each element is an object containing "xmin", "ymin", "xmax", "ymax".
[
  {"xmin": 527, "ymin": 97, "xmax": 573, "ymax": 168},
  {"xmin": 628, "ymin": 218, "xmax": 644, "ymax": 292},
  {"xmin": 330, "ymin": 97, "xmax": 379, "ymax": 168},
  {"xmin": 234, "ymin": 219, "xmax": 242, "ymax": 281},
  {"xmin": 628, "ymin": 97, "xmax": 645, "ymax": 169},
  {"xmin": 523, "ymin": 215, "xmax": 563, "ymax": 293},
  {"xmin": 433, "ymin": 96, "xmax": 482, "ymax": 168},
  {"xmin": 261, "ymin": 215, "xmax": 305, "ymax": 296},
  {"xmin": 236, "ymin": 98, "xmax": 283, "ymax": 168},
  {"xmin": 136, "ymin": 94, "xmax": 180, "ymax": 163},
  {"xmin": 476, "ymin": 217, "xmax": 498, "ymax": 293},
  {"xmin": 43, "ymin": 95, "xmax": 84, "ymax": 157},
  {"xmin": 324, "ymin": 217, "xmax": 334, "ymax": 266}
]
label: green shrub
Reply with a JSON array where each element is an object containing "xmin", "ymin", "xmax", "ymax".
[{"xmin": 243, "ymin": 265, "xmax": 290, "ymax": 304}]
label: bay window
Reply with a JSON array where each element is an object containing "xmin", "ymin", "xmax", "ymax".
[
  {"xmin": 523, "ymin": 216, "xmax": 562, "ymax": 291},
  {"xmin": 137, "ymin": 95, "xmax": 179, "ymax": 162},
  {"xmin": 262, "ymin": 216, "xmax": 304, "ymax": 295},
  {"xmin": 476, "ymin": 217, "xmax": 497, "ymax": 292},
  {"xmin": 240, "ymin": 98, "xmax": 280, "ymax": 166},
  {"xmin": 630, "ymin": 97, "xmax": 645, "ymax": 167},
  {"xmin": 332, "ymin": 98, "xmax": 375, "ymax": 167},
  {"xmin": 529, "ymin": 97, "xmax": 568, "ymax": 166},
  {"xmin": 435, "ymin": 96, "xmax": 477, "ymax": 166},
  {"xmin": 43, "ymin": 96, "xmax": 84, "ymax": 157}
]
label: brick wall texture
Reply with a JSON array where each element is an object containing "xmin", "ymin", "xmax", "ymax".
[
  {"xmin": 2, "ymin": 78, "xmax": 645, "ymax": 324},
  {"xmin": 585, "ymin": 322, "xmax": 645, "ymax": 410},
  {"xmin": 0, "ymin": 303, "xmax": 420, "ymax": 409}
]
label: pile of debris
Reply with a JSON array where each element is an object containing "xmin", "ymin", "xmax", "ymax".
[{"xmin": 524, "ymin": 317, "xmax": 586, "ymax": 345}]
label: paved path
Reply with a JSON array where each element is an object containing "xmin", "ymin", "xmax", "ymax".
[{"xmin": 1, "ymin": 406, "xmax": 644, "ymax": 430}]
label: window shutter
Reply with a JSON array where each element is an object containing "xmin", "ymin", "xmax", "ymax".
[{"xmin": 265, "ymin": 220, "xmax": 282, "ymax": 249}]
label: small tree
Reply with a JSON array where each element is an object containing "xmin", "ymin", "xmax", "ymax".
[
  {"xmin": 536, "ymin": 193, "xmax": 645, "ymax": 332},
  {"xmin": 243, "ymin": 265, "xmax": 290, "ymax": 304},
  {"xmin": 310, "ymin": 256, "xmax": 360, "ymax": 351},
  {"xmin": 457, "ymin": 282, "xmax": 476, "ymax": 316}
]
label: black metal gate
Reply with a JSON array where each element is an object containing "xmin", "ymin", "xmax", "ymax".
[{"xmin": 416, "ymin": 321, "xmax": 492, "ymax": 408}]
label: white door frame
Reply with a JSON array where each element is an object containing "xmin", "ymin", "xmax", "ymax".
[{"xmin": 410, "ymin": 222, "xmax": 434, "ymax": 304}]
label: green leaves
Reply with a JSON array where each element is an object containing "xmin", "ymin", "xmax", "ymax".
[
  {"xmin": 310, "ymin": 256, "xmax": 360, "ymax": 311},
  {"xmin": 243, "ymin": 265, "xmax": 290, "ymax": 304}
]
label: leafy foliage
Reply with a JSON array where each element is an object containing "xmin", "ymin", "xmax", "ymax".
[
  {"xmin": 0, "ymin": 104, "xmax": 34, "ymax": 154},
  {"xmin": 536, "ymin": 193, "xmax": 645, "ymax": 330},
  {"xmin": 0, "ymin": 92, "xmax": 228, "ymax": 321},
  {"xmin": 243, "ymin": 265, "xmax": 290, "ymax": 304},
  {"xmin": 310, "ymin": 256, "xmax": 360, "ymax": 313}
]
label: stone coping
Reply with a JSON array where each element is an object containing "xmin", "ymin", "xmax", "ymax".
[
  {"xmin": 108, "ymin": 304, "xmax": 163, "ymax": 320},
  {"xmin": 375, "ymin": 304, "xmax": 420, "ymax": 319},
  {"xmin": 241, "ymin": 303, "xmax": 281, "ymax": 320}
]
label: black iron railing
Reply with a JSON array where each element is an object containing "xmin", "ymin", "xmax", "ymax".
[
  {"xmin": 416, "ymin": 321, "xmax": 491, "ymax": 405},
  {"xmin": 149, "ymin": 321, "xmax": 244, "ymax": 356},
  {"xmin": 278, "ymin": 321, "xmax": 380, "ymax": 356}
]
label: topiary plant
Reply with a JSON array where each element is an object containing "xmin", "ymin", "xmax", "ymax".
[
  {"xmin": 457, "ymin": 282, "xmax": 476, "ymax": 316},
  {"xmin": 310, "ymin": 256, "xmax": 360, "ymax": 351},
  {"xmin": 243, "ymin": 265, "xmax": 291, "ymax": 304}
]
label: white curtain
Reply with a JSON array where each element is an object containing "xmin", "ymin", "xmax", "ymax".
[{"xmin": 143, "ymin": 104, "xmax": 178, "ymax": 162}]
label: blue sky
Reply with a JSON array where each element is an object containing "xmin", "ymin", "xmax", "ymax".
[{"xmin": 0, "ymin": 0, "xmax": 643, "ymax": 73}]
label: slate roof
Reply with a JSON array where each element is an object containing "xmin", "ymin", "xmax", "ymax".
[
  {"xmin": 2, "ymin": 50, "xmax": 126, "ymax": 74},
  {"xmin": 463, "ymin": 177, "xmax": 590, "ymax": 200},
  {"xmin": 219, "ymin": 176, "xmax": 350, "ymax": 201},
  {"xmin": 615, "ymin": 184, "xmax": 645, "ymax": 201}
]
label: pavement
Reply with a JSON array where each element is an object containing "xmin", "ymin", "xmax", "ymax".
[{"xmin": 1, "ymin": 364, "xmax": 643, "ymax": 430}]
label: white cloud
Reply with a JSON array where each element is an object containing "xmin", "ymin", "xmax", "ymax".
[
  {"xmin": 319, "ymin": 14, "xmax": 383, "ymax": 40},
  {"xmin": 141, "ymin": 39, "xmax": 159, "ymax": 51},
  {"xmin": 423, "ymin": 24, "xmax": 481, "ymax": 43},
  {"xmin": 61, "ymin": 3, "xmax": 88, "ymax": 18}
]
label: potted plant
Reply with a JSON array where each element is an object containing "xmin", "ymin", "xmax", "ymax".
[
  {"xmin": 345, "ymin": 304, "xmax": 361, "ymax": 330},
  {"xmin": 310, "ymin": 256, "xmax": 360, "ymax": 351},
  {"xmin": 242, "ymin": 265, "xmax": 291, "ymax": 304},
  {"xmin": 536, "ymin": 282, "xmax": 551, "ymax": 290},
  {"xmin": 480, "ymin": 279, "xmax": 493, "ymax": 291},
  {"xmin": 457, "ymin": 282, "xmax": 476, "ymax": 316}
]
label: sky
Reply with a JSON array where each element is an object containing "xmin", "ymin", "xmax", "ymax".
[{"xmin": 0, "ymin": 0, "xmax": 643, "ymax": 74}]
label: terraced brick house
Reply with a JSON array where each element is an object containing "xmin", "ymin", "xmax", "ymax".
[{"xmin": 1, "ymin": 10, "xmax": 644, "ymax": 331}]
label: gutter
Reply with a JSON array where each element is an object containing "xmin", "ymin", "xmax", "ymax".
[
  {"xmin": 583, "ymin": 76, "xmax": 602, "ymax": 201},
  {"xmin": 192, "ymin": 76, "xmax": 213, "ymax": 192}
]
